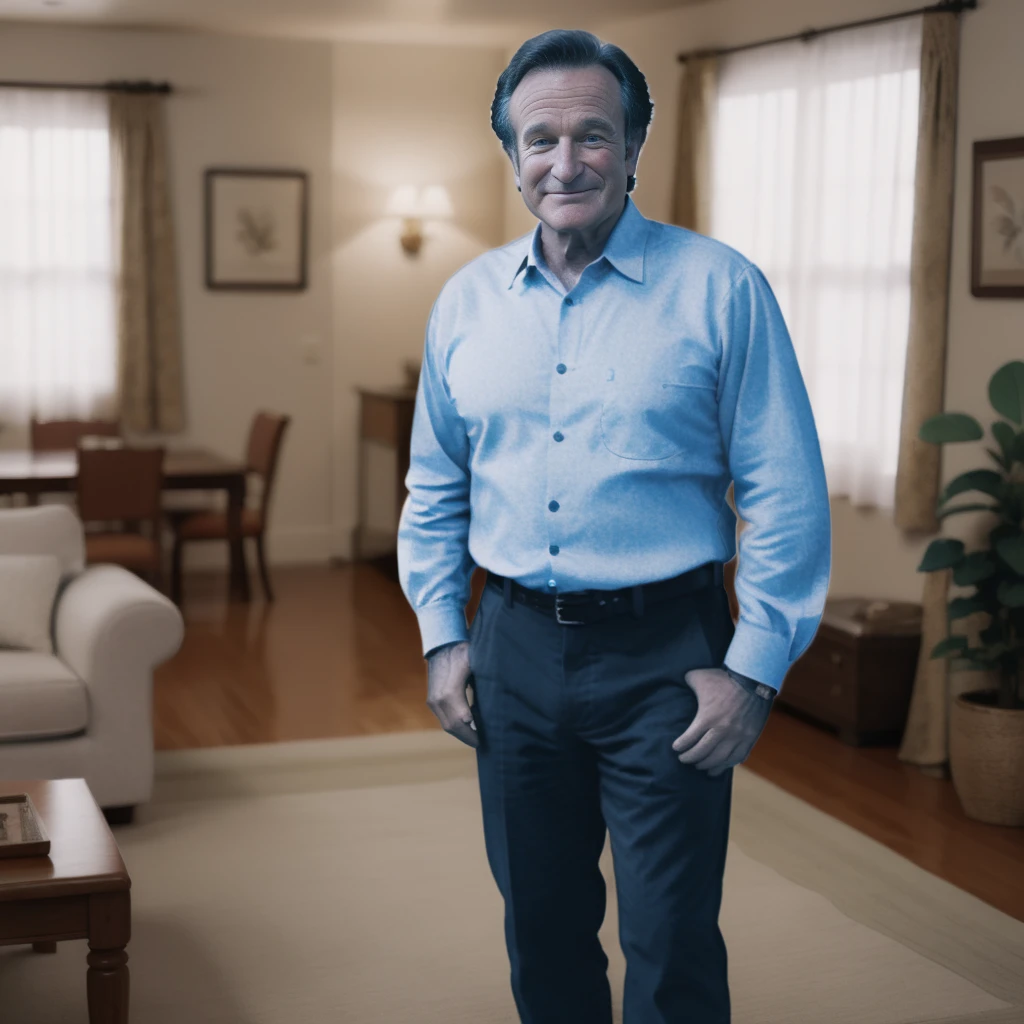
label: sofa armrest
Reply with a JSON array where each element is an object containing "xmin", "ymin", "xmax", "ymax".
[{"xmin": 54, "ymin": 565, "xmax": 184, "ymax": 686}]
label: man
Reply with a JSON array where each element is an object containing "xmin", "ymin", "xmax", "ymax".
[{"xmin": 397, "ymin": 28, "xmax": 831, "ymax": 1024}]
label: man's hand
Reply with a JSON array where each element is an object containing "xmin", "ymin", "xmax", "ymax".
[
  {"xmin": 426, "ymin": 641, "xmax": 478, "ymax": 749},
  {"xmin": 672, "ymin": 667, "xmax": 772, "ymax": 777}
]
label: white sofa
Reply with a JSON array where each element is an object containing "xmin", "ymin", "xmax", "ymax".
[{"xmin": 0, "ymin": 505, "xmax": 184, "ymax": 821}]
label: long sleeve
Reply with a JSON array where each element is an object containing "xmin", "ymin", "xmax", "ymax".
[
  {"xmin": 397, "ymin": 298, "xmax": 476, "ymax": 657},
  {"xmin": 716, "ymin": 265, "xmax": 832, "ymax": 694}
]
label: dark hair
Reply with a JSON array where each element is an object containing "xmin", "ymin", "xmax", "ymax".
[{"xmin": 491, "ymin": 29, "xmax": 654, "ymax": 194}]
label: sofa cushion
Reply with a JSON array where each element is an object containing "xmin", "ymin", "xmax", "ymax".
[
  {"xmin": 0, "ymin": 652, "xmax": 88, "ymax": 742},
  {"xmin": 0, "ymin": 505, "xmax": 85, "ymax": 576},
  {"xmin": 0, "ymin": 554, "xmax": 62, "ymax": 653}
]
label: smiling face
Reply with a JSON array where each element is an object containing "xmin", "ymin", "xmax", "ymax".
[{"xmin": 507, "ymin": 64, "xmax": 640, "ymax": 240}]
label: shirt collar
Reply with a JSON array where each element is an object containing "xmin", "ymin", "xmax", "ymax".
[{"xmin": 507, "ymin": 192, "xmax": 648, "ymax": 290}]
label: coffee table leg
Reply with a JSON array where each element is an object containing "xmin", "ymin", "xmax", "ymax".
[{"xmin": 87, "ymin": 891, "xmax": 130, "ymax": 1024}]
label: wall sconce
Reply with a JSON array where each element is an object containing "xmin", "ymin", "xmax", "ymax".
[{"xmin": 386, "ymin": 185, "xmax": 453, "ymax": 255}]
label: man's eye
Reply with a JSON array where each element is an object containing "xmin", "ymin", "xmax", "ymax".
[{"xmin": 530, "ymin": 135, "xmax": 601, "ymax": 146}]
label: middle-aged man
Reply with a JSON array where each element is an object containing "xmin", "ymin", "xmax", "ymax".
[{"xmin": 398, "ymin": 28, "xmax": 831, "ymax": 1024}]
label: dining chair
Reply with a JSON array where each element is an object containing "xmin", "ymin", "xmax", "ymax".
[
  {"xmin": 30, "ymin": 417, "xmax": 122, "ymax": 452},
  {"xmin": 26, "ymin": 417, "xmax": 123, "ymax": 506},
  {"xmin": 77, "ymin": 446, "xmax": 166, "ymax": 590},
  {"xmin": 168, "ymin": 411, "xmax": 291, "ymax": 604}
]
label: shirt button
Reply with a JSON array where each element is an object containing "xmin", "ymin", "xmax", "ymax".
[
  {"xmin": 556, "ymin": 363, "xmax": 567, "ymax": 374},
  {"xmin": 553, "ymin": 431, "xmax": 564, "ymax": 442},
  {"xmin": 547, "ymin": 580, "xmax": 557, "ymax": 588},
  {"xmin": 565, "ymin": 297, "xmax": 573, "ymax": 305},
  {"xmin": 548, "ymin": 500, "xmax": 559, "ymax": 512},
  {"xmin": 550, "ymin": 544, "xmax": 559, "ymax": 555}
]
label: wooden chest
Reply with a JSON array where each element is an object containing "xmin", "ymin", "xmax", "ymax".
[
  {"xmin": 774, "ymin": 598, "xmax": 924, "ymax": 746},
  {"xmin": 723, "ymin": 560, "xmax": 923, "ymax": 745}
]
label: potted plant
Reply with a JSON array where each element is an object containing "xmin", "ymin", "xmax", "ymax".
[{"xmin": 917, "ymin": 359, "xmax": 1024, "ymax": 826}]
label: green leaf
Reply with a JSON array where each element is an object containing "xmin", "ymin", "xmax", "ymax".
[
  {"xmin": 953, "ymin": 551, "xmax": 997, "ymax": 585},
  {"xmin": 950, "ymin": 654, "xmax": 994, "ymax": 672},
  {"xmin": 997, "ymin": 580, "xmax": 1024, "ymax": 607},
  {"xmin": 1014, "ymin": 431, "xmax": 1024, "ymax": 462},
  {"xmin": 919, "ymin": 412, "xmax": 983, "ymax": 444},
  {"xmin": 986, "ymin": 447, "xmax": 1011, "ymax": 471},
  {"xmin": 918, "ymin": 537, "xmax": 964, "ymax": 571},
  {"xmin": 930, "ymin": 635, "xmax": 969, "ymax": 658},
  {"xmin": 948, "ymin": 595, "xmax": 988, "ymax": 620},
  {"xmin": 982, "ymin": 641, "xmax": 1012, "ymax": 660},
  {"xmin": 938, "ymin": 469, "xmax": 1005, "ymax": 506},
  {"xmin": 935, "ymin": 502, "xmax": 1001, "ymax": 521},
  {"xmin": 980, "ymin": 618, "xmax": 1005, "ymax": 645},
  {"xmin": 995, "ymin": 534, "xmax": 1024, "ymax": 574},
  {"xmin": 992, "ymin": 420, "xmax": 1017, "ymax": 461},
  {"xmin": 988, "ymin": 360, "xmax": 1024, "ymax": 426}
]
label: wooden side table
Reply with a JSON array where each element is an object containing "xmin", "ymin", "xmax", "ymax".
[
  {"xmin": 352, "ymin": 387, "xmax": 416, "ymax": 575},
  {"xmin": 0, "ymin": 778, "xmax": 131, "ymax": 1023}
]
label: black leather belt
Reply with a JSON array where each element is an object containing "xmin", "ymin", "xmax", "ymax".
[{"xmin": 484, "ymin": 562, "xmax": 722, "ymax": 625}]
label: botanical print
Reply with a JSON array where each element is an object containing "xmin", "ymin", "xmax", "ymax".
[
  {"xmin": 206, "ymin": 169, "xmax": 307, "ymax": 289},
  {"xmin": 991, "ymin": 184, "xmax": 1024, "ymax": 264},
  {"xmin": 975, "ymin": 148, "xmax": 1024, "ymax": 293},
  {"xmin": 236, "ymin": 207, "xmax": 278, "ymax": 257}
]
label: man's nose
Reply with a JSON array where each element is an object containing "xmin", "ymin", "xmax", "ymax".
[{"xmin": 551, "ymin": 139, "xmax": 585, "ymax": 183}]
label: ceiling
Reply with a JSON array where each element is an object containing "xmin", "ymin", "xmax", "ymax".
[{"xmin": 0, "ymin": 0, "xmax": 717, "ymax": 47}]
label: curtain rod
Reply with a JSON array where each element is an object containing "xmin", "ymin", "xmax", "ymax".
[
  {"xmin": 677, "ymin": 0, "xmax": 977, "ymax": 63},
  {"xmin": 0, "ymin": 79, "xmax": 172, "ymax": 94}
]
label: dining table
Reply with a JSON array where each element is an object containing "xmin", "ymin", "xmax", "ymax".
[{"xmin": 0, "ymin": 447, "xmax": 251, "ymax": 601}]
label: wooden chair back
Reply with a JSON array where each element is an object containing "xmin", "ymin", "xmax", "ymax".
[
  {"xmin": 244, "ymin": 412, "xmax": 291, "ymax": 528},
  {"xmin": 76, "ymin": 446, "xmax": 165, "ymax": 537},
  {"xmin": 31, "ymin": 418, "xmax": 121, "ymax": 452}
]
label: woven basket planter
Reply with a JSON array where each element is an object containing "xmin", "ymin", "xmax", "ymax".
[{"xmin": 949, "ymin": 689, "xmax": 1024, "ymax": 827}]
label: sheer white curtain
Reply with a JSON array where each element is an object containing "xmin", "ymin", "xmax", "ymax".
[
  {"xmin": 0, "ymin": 88, "xmax": 119, "ymax": 425},
  {"xmin": 710, "ymin": 16, "xmax": 923, "ymax": 510}
]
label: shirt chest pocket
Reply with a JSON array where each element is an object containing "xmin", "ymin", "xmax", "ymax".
[{"xmin": 599, "ymin": 364, "xmax": 718, "ymax": 461}]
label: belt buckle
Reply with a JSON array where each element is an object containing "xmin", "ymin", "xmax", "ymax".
[{"xmin": 554, "ymin": 595, "xmax": 586, "ymax": 625}]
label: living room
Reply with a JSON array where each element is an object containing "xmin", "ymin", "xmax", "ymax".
[{"xmin": 0, "ymin": 0, "xmax": 1022, "ymax": 1020}]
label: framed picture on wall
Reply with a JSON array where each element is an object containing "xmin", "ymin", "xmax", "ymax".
[
  {"xmin": 971, "ymin": 137, "xmax": 1024, "ymax": 298},
  {"xmin": 205, "ymin": 168, "xmax": 308, "ymax": 291}
]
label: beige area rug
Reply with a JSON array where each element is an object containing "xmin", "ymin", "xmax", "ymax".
[{"xmin": 2, "ymin": 730, "xmax": 1023, "ymax": 1024}]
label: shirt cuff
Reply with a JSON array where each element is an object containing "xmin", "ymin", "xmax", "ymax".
[
  {"xmin": 725, "ymin": 667, "xmax": 775, "ymax": 700},
  {"xmin": 415, "ymin": 601, "xmax": 470, "ymax": 658},
  {"xmin": 723, "ymin": 619, "xmax": 789, "ymax": 694},
  {"xmin": 725, "ymin": 666, "xmax": 764, "ymax": 689}
]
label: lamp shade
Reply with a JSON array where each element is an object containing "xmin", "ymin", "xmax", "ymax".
[
  {"xmin": 385, "ymin": 185, "xmax": 420, "ymax": 218},
  {"xmin": 419, "ymin": 185, "xmax": 453, "ymax": 219}
]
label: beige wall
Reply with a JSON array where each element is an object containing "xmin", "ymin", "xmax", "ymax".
[
  {"xmin": 0, "ymin": 22, "xmax": 336, "ymax": 567},
  {"xmin": 593, "ymin": 0, "xmax": 1024, "ymax": 602},
  {"xmin": 330, "ymin": 40, "xmax": 508, "ymax": 554}
]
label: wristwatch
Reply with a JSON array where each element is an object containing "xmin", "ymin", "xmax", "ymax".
[{"xmin": 725, "ymin": 667, "xmax": 776, "ymax": 703}]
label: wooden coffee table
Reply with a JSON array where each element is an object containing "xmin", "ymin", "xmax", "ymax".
[{"xmin": 0, "ymin": 779, "xmax": 131, "ymax": 1023}]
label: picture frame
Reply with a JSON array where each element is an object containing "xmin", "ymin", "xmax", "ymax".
[
  {"xmin": 205, "ymin": 168, "xmax": 308, "ymax": 291},
  {"xmin": 971, "ymin": 137, "xmax": 1024, "ymax": 298}
]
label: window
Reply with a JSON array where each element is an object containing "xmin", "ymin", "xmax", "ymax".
[
  {"xmin": 0, "ymin": 88, "xmax": 118, "ymax": 424},
  {"xmin": 710, "ymin": 16, "xmax": 923, "ymax": 510}
]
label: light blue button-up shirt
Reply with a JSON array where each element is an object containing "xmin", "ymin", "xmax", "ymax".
[{"xmin": 397, "ymin": 193, "xmax": 831, "ymax": 694}]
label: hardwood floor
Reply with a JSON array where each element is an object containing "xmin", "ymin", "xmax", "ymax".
[{"xmin": 154, "ymin": 562, "xmax": 1024, "ymax": 923}]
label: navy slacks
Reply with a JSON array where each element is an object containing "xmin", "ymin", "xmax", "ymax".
[{"xmin": 468, "ymin": 565, "xmax": 736, "ymax": 1024}]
